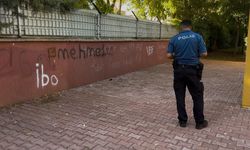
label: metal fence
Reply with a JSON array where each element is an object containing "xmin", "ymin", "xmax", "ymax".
[{"xmin": 0, "ymin": 6, "xmax": 178, "ymax": 39}]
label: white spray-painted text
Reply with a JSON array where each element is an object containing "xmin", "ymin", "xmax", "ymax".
[
  {"xmin": 146, "ymin": 46, "xmax": 154, "ymax": 56},
  {"xmin": 36, "ymin": 63, "xmax": 59, "ymax": 88}
]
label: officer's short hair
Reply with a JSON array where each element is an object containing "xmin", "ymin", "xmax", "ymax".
[{"xmin": 180, "ymin": 20, "xmax": 192, "ymax": 27}]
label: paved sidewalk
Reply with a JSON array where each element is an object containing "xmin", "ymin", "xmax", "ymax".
[{"xmin": 0, "ymin": 60, "xmax": 249, "ymax": 150}]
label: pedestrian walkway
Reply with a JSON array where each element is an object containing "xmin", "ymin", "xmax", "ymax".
[{"xmin": 0, "ymin": 60, "xmax": 249, "ymax": 150}]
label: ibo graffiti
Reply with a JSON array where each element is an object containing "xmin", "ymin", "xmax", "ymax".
[{"xmin": 36, "ymin": 63, "xmax": 59, "ymax": 88}]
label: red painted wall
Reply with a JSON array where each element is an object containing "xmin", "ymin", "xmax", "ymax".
[{"xmin": 0, "ymin": 40, "xmax": 169, "ymax": 106}]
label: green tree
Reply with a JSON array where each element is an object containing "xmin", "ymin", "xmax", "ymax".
[
  {"xmin": 73, "ymin": 0, "xmax": 90, "ymax": 9},
  {"xmin": 0, "ymin": 0, "xmax": 20, "ymax": 31},
  {"xmin": 0, "ymin": 0, "xmax": 90, "ymax": 12},
  {"xmin": 220, "ymin": 0, "xmax": 250, "ymax": 51},
  {"xmin": 166, "ymin": 0, "xmax": 249, "ymax": 50},
  {"xmin": 0, "ymin": 0, "xmax": 90, "ymax": 31},
  {"xmin": 129, "ymin": 0, "xmax": 169, "ymax": 20},
  {"xmin": 91, "ymin": 0, "xmax": 117, "ymax": 14},
  {"xmin": 128, "ymin": 0, "xmax": 250, "ymax": 50},
  {"xmin": 117, "ymin": 0, "xmax": 124, "ymax": 15},
  {"xmin": 28, "ymin": 0, "xmax": 89, "ymax": 12}
]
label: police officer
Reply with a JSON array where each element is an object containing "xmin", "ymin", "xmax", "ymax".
[{"xmin": 167, "ymin": 20, "xmax": 208, "ymax": 129}]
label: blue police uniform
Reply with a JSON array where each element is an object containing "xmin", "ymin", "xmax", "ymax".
[
  {"xmin": 167, "ymin": 30, "xmax": 207, "ymax": 65},
  {"xmin": 167, "ymin": 29, "xmax": 207, "ymax": 127}
]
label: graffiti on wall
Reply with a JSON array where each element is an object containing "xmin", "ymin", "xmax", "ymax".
[
  {"xmin": 48, "ymin": 44, "xmax": 113, "ymax": 60},
  {"xmin": 44, "ymin": 44, "xmax": 115, "ymax": 82},
  {"xmin": 36, "ymin": 63, "xmax": 59, "ymax": 88},
  {"xmin": 0, "ymin": 47, "xmax": 56, "ymax": 89},
  {"xmin": 0, "ymin": 41, "xmax": 169, "ymax": 106},
  {"xmin": 146, "ymin": 46, "xmax": 154, "ymax": 56},
  {"xmin": 0, "ymin": 43, "xmax": 161, "ymax": 91}
]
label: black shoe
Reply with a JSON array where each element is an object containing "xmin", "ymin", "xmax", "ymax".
[
  {"xmin": 179, "ymin": 121, "xmax": 187, "ymax": 127},
  {"xmin": 195, "ymin": 120, "xmax": 208, "ymax": 130}
]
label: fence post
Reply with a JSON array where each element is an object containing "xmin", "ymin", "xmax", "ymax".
[
  {"xmin": 91, "ymin": 1, "xmax": 102, "ymax": 39},
  {"xmin": 17, "ymin": 4, "xmax": 22, "ymax": 37},
  {"xmin": 95, "ymin": 14, "xmax": 101, "ymax": 39},
  {"xmin": 157, "ymin": 17, "xmax": 162, "ymax": 39},
  {"xmin": 132, "ymin": 11, "xmax": 138, "ymax": 39}
]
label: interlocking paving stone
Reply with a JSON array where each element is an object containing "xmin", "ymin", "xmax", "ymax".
[{"xmin": 0, "ymin": 60, "xmax": 249, "ymax": 150}]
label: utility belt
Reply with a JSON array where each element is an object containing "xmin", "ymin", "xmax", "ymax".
[{"xmin": 173, "ymin": 59, "xmax": 204, "ymax": 80}]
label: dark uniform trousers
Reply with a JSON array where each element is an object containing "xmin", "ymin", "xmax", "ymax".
[{"xmin": 173, "ymin": 64, "xmax": 204, "ymax": 124}]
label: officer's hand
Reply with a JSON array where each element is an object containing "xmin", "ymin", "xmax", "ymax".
[
  {"xmin": 167, "ymin": 53, "xmax": 174, "ymax": 59},
  {"xmin": 200, "ymin": 52, "xmax": 208, "ymax": 57}
]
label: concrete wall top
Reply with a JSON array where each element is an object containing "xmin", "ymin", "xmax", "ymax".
[{"xmin": 0, "ymin": 39, "xmax": 170, "ymax": 42}]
